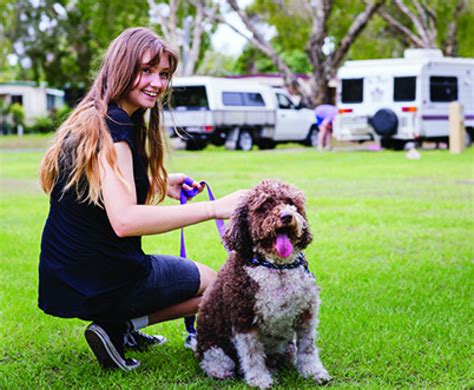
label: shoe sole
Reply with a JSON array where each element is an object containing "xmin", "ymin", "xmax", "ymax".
[{"xmin": 85, "ymin": 324, "xmax": 139, "ymax": 371}]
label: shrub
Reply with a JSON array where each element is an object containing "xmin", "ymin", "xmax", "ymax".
[
  {"xmin": 54, "ymin": 105, "xmax": 73, "ymax": 128},
  {"xmin": 31, "ymin": 115, "xmax": 54, "ymax": 133},
  {"xmin": 9, "ymin": 103, "xmax": 25, "ymax": 133}
]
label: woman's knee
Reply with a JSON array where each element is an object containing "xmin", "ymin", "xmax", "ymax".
[{"xmin": 195, "ymin": 262, "xmax": 217, "ymax": 295}]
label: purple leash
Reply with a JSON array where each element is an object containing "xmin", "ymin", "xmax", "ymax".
[{"xmin": 179, "ymin": 177, "xmax": 226, "ymax": 336}]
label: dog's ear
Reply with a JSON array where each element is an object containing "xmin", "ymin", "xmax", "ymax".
[
  {"xmin": 299, "ymin": 224, "xmax": 313, "ymax": 249},
  {"xmin": 295, "ymin": 190, "xmax": 313, "ymax": 249},
  {"xmin": 223, "ymin": 201, "xmax": 253, "ymax": 258}
]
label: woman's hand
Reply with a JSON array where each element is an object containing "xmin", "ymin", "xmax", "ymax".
[
  {"xmin": 210, "ymin": 189, "xmax": 249, "ymax": 219},
  {"xmin": 167, "ymin": 173, "xmax": 205, "ymax": 201}
]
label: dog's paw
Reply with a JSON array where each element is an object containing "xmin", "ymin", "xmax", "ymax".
[
  {"xmin": 200, "ymin": 347, "xmax": 236, "ymax": 379},
  {"xmin": 310, "ymin": 367, "xmax": 331, "ymax": 384},
  {"xmin": 245, "ymin": 371, "xmax": 273, "ymax": 389},
  {"xmin": 298, "ymin": 364, "xmax": 331, "ymax": 384}
]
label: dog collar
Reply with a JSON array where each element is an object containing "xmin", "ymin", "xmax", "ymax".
[{"xmin": 249, "ymin": 252, "xmax": 309, "ymax": 271}]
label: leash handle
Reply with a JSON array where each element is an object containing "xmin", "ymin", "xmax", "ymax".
[{"xmin": 179, "ymin": 177, "xmax": 226, "ymax": 258}]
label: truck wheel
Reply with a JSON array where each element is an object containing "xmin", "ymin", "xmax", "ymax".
[
  {"xmin": 304, "ymin": 126, "xmax": 319, "ymax": 147},
  {"xmin": 185, "ymin": 140, "xmax": 207, "ymax": 151},
  {"xmin": 258, "ymin": 139, "xmax": 276, "ymax": 150},
  {"xmin": 370, "ymin": 109, "xmax": 398, "ymax": 137},
  {"xmin": 237, "ymin": 130, "xmax": 254, "ymax": 151}
]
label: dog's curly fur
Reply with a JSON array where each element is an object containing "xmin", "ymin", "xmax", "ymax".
[{"xmin": 194, "ymin": 180, "xmax": 330, "ymax": 388}]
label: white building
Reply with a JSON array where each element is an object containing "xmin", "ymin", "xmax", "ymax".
[{"xmin": 0, "ymin": 81, "xmax": 65, "ymax": 126}]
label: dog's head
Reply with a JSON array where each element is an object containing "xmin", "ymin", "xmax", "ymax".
[{"xmin": 224, "ymin": 180, "xmax": 312, "ymax": 263}]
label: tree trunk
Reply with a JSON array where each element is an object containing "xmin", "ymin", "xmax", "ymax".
[
  {"xmin": 225, "ymin": 0, "xmax": 381, "ymax": 107},
  {"xmin": 442, "ymin": 0, "xmax": 466, "ymax": 56},
  {"xmin": 150, "ymin": 0, "xmax": 215, "ymax": 76}
]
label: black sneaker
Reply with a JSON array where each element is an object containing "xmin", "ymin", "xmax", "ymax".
[
  {"xmin": 123, "ymin": 330, "xmax": 167, "ymax": 352},
  {"xmin": 85, "ymin": 323, "xmax": 140, "ymax": 371}
]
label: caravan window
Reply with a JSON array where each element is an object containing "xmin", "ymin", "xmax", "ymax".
[
  {"xmin": 430, "ymin": 76, "xmax": 458, "ymax": 102},
  {"xmin": 341, "ymin": 79, "xmax": 363, "ymax": 103},
  {"xmin": 168, "ymin": 86, "xmax": 208, "ymax": 110},
  {"xmin": 394, "ymin": 77, "xmax": 416, "ymax": 102}
]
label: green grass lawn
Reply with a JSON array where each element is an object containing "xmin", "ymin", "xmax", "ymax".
[{"xmin": 1, "ymin": 135, "xmax": 473, "ymax": 388}]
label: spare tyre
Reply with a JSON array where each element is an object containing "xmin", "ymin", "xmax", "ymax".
[{"xmin": 370, "ymin": 108, "xmax": 398, "ymax": 137}]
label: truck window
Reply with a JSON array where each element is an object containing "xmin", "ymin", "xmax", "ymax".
[
  {"xmin": 394, "ymin": 76, "xmax": 416, "ymax": 102},
  {"xmin": 168, "ymin": 86, "xmax": 208, "ymax": 110},
  {"xmin": 243, "ymin": 93, "xmax": 265, "ymax": 107},
  {"xmin": 223, "ymin": 92, "xmax": 244, "ymax": 106},
  {"xmin": 430, "ymin": 76, "xmax": 458, "ymax": 102},
  {"xmin": 276, "ymin": 93, "xmax": 294, "ymax": 109},
  {"xmin": 223, "ymin": 92, "xmax": 265, "ymax": 106},
  {"xmin": 341, "ymin": 79, "xmax": 363, "ymax": 103}
]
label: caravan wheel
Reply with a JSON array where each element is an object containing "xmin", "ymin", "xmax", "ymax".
[{"xmin": 371, "ymin": 109, "xmax": 398, "ymax": 137}]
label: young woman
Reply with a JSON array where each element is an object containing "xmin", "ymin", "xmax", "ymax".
[{"xmin": 38, "ymin": 27, "xmax": 246, "ymax": 371}]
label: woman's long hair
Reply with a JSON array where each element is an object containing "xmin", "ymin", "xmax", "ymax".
[{"xmin": 39, "ymin": 27, "xmax": 178, "ymax": 205}]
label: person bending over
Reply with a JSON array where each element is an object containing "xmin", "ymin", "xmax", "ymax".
[
  {"xmin": 314, "ymin": 104, "xmax": 337, "ymax": 151},
  {"xmin": 38, "ymin": 27, "xmax": 246, "ymax": 371}
]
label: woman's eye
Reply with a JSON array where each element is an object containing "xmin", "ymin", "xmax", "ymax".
[
  {"xmin": 142, "ymin": 67, "xmax": 151, "ymax": 74},
  {"xmin": 160, "ymin": 72, "xmax": 169, "ymax": 79}
]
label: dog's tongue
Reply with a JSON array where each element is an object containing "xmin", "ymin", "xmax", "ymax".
[{"xmin": 275, "ymin": 233, "xmax": 293, "ymax": 258}]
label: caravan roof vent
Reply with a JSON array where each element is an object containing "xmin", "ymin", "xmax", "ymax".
[{"xmin": 404, "ymin": 48, "xmax": 444, "ymax": 60}]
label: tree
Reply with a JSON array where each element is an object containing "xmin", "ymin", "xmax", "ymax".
[
  {"xmin": 220, "ymin": 0, "xmax": 383, "ymax": 106},
  {"xmin": 378, "ymin": 0, "xmax": 469, "ymax": 56},
  {"xmin": 0, "ymin": 0, "xmax": 15, "ymax": 74},
  {"xmin": 8, "ymin": 103, "xmax": 25, "ymax": 134},
  {"xmin": 149, "ymin": 0, "xmax": 219, "ymax": 76},
  {"xmin": 6, "ymin": 0, "xmax": 150, "ymax": 100}
]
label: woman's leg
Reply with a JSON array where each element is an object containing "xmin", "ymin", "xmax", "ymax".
[{"xmin": 147, "ymin": 262, "xmax": 216, "ymax": 325}]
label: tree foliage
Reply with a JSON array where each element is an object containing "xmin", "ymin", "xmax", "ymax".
[
  {"xmin": 5, "ymin": 0, "xmax": 149, "ymax": 97},
  {"xmin": 1, "ymin": 0, "xmax": 473, "ymax": 106},
  {"xmin": 378, "ymin": 0, "xmax": 473, "ymax": 56},
  {"xmin": 227, "ymin": 0, "xmax": 384, "ymax": 105}
]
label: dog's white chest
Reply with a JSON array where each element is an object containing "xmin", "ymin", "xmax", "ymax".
[{"xmin": 245, "ymin": 265, "xmax": 318, "ymax": 335}]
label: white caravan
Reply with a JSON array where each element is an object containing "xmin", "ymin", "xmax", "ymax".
[
  {"xmin": 163, "ymin": 76, "xmax": 317, "ymax": 151},
  {"xmin": 333, "ymin": 49, "xmax": 474, "ymax": 149}
]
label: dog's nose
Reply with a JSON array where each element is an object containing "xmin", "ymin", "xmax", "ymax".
[{"xmin": 280, "ymin": 211, "xmax": 293, "ymax": 224}]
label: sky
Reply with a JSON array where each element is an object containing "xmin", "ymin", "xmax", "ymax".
[{"xmin": 211, "ymin": 0, "xmax": 253, "ymax": 56}]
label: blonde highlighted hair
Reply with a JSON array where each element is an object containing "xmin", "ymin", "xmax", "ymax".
[{"xmin": 39, "ymin": 27, "xmax": 178, "ymax": 205}]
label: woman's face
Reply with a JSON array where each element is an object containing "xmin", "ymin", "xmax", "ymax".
[{"xmin": 119, "ymin": 51, "xmax": 171, "ymax": 116}]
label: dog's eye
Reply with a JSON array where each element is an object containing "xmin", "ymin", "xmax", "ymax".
[{"xmin": 256, "ymin": 201, "xmax": 272, "ymax": 213}]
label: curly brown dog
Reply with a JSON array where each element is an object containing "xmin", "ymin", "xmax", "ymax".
[{"xmin": 194, "ymin": 179, "xmax": 330, "ymax": 389}]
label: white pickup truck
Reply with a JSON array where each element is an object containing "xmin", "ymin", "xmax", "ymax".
[{"xmin": 163, "ymin": 76, "xmax": 317, "ymax": 151}]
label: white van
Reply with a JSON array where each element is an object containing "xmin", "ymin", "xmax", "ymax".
[
  {"xmin": 163, "ymin": 76, "xmax": 317, "ymax": 150},
  {"xmin": 333, "ymin": 49, "xmax": 474, "ymax": 149}
]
